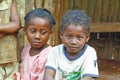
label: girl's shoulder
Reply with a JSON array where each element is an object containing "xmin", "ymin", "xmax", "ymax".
[{"xmin": 21, "ymin": 44, "xmax": 31, "ymax": 59}]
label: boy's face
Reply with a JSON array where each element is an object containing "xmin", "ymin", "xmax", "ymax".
[
  {"xmin": 60, "ymin": 24, "xmax": 89, "ymax": 55},
  {"xmin": 25, "ymin": 17, "xmax": 51, "ymax": 49}
]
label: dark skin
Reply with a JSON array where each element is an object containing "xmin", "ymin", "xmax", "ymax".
[
  {"xmin": 25, "ymin": 17, "xmax": 52, "ymax": 56},
  {"xmin": 0, "ymin": 0, "xmax": 2, "ymax": 3},
  {"xmin": 29, "ymin": 44, "xmax": 49, "ymax": 56},
  {"xmin": 0, "ymin": 0, "xmax": 20, "ymax": 38},
  {"xmin": 60, "ymin": 24, "xmax": 89, "ymax": 59},
  {"xmin": 43, "ymin": 24, "xmax": 92, "ymax": 80}
]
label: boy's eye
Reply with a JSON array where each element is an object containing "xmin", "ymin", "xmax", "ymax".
[
  {"xmin": 30, "ymin": 28, "xmax": 36, "ymax": 33},
  {"xmin": 65, "ymin": 35, "xmax": 72, "ymax": 39},
  {"xmin": 77, "ymin": 35, "xmax": 83, "ymax": 40}
]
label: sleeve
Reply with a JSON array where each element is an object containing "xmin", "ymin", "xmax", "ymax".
[
  {"xmin": 82, "ymin": 47, "xmax": 99, "ymax": 78},
  {"xmin": 21, "ymin": 46, "xmax": 26, "ymax": 60},
  {"xmin": 21, "ymin": 44, "xmax": 29, "ymax": 60},
  {"xmin": 45, "ymin": 47, "xmax": 58, "ymax": 72}
]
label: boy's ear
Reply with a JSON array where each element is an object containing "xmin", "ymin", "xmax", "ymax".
[
  {"xmin": 60, "ymin": 31, "xmax": 63, "ymax": 39},
  {"xmin": 23, "ymin": 27, "xmax": 27, "ymax": 35},
  {"xmin": 86, "ymin": 34, "xmax": 90, "ymax": 42}
]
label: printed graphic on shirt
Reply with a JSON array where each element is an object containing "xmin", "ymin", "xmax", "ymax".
[
  {"xmin": 94, "ymin": 60, "xmax": 97, "ymax": 67},
  {"xmin": 58, "ymin": 67, "xmax": 84, "ymax": 80}
]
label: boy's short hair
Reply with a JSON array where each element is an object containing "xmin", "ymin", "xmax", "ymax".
[
  {"xmin": 60, "ymin": 10, "xmax": 91, "ymax": 34},
  {"xmin": 24, "ymin": 8, "xmax": 56, "ymax": 30}
]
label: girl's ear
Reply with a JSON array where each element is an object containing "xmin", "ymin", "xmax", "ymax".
[
  {"xmin": 49, "ymin": 30, "xmax": 53, "ymax": 39},
  {"xmin": 50, "ymin": 29, "xmax": 53, "ymax": 34}
]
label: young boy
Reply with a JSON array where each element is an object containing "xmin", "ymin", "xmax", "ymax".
[
  {"xmin": 0, "ymin": 0, "xmax": 20, "ymax": 80},
  {"xmin": 43, "ymin": 10, "xmax": 99, "ymax": 80},
  {"xmin": 14, "ymin": 8, "xmax": 56, "ymax": 80}
]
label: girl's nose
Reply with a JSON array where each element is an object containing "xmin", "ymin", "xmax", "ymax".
[{"xmin": 35, "ymin": 32, "xmax": 41, "ymax": 39}]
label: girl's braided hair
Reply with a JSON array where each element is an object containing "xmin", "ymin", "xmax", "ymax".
[{"xmin": 24, "ymin": 8, "xmax": 56, "ymax": 30}]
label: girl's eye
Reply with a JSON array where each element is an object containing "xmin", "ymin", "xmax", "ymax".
[
  {"xmin": 41, "ymin": 30, "xmax": 47, "ymax": 35},
  {"xmin": 30, "ymin": 28, "xmax": 36, "ymax": 33}
]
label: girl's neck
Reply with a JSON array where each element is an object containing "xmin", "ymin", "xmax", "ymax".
[{"xmin": 29, "ymin": 44, "xmax": 49, "ymax": 56}]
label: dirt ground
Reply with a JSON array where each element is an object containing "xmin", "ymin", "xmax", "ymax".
[{"xmin": 97, "ymin": 59, "xmax": 120, "ymax": 80}]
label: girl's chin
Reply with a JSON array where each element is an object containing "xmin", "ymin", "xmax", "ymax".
[{"xmin": 32, "ymin": 44, "xmax": 42, "ymax": 48}]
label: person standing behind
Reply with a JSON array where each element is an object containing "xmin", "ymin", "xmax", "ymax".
[
  {"xmin": 43, "ymin": 10, "xmax": 99, "ymax": 80},
  {"xmin": 0, "ymin": 0, "xmax": 20, "ymax": 80},
  {"xmin": 14, "ymin": 8, "xmax": 56, "ymax": 80}
]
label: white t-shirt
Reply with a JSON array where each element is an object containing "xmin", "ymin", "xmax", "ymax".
[{"xmin": 46, "ymin": 44, "xmax": 99, "ymax": 80}]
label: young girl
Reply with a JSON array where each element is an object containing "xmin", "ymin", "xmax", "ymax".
[
  {"xmin": 43, "ymin": 10, "xmax": 99, "ymax": 80},
  {"xmin": 14, "ymin": 8, "xmax": 55, "ymax": 80}
]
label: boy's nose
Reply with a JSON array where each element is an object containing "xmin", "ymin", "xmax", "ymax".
[{"xmin": 71, "ymin": 38, "xmax": 77, "ymax": 44}]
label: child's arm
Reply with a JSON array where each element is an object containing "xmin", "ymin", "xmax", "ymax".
[
  {"xmin": 0, "ymin": 32, "xmax": 6, "ymax": 38},
  {"xmin": 43, "ymin": 68, "xmax": 56, "ymax": 80},
  {"xmin": 0, "ymin": 1, "xmax": 20, "ymax": 34},
  {"xmin": 81, "ymin": 76, "xmax": 93, "ymax": 80}
]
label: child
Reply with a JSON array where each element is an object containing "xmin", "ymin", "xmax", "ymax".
[
  {"xmin": 43, "ymin": 10, "xmax": 99, "ymax": 80},
  {"xmin": 0, "ymin": 0, "xmax": 20, "ymax": 80},
  {"xmin": 14, "ymin": 8, "xmax": 56, "ymax": 80}
]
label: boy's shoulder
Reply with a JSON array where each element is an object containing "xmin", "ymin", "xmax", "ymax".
[
  {"xmin": 49, "ymin": 44, "xmax": 64, "ymax": 54},
  {"xmin": 52, "ymin": 44, "xmax": 63, "ymax": 49},
  {"xmin": 85, "ymin": 44, "xmax": 97, "ymax": 56},
  {"xmin": 86, "ymin": 44, "xmax": 96, "ymax": 51}
]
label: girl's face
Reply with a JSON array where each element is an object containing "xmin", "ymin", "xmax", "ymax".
[
  {"xmin": 25, "ymin": 17, "xmax": 51, "ymax": 49},
  {"xmin": 60, "ymin": 24, "xmax": 89, "ymax": 56}
]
